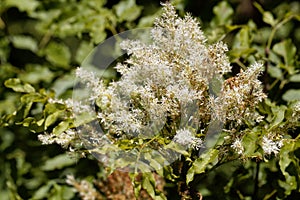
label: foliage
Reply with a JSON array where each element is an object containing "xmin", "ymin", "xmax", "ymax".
[
  {"xmin": 0, "ymin": 0, "xmax": 163, "ymax": 199},
  {"xmin": 1, "ymin": 0, "xmax": 300, "ymax": 200}
]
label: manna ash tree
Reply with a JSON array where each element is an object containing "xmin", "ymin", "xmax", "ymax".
[{"xmin": 1, "ymin": 1, "xmax": 300, "ymax": 199}]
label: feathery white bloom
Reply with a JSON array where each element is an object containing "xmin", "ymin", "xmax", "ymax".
[
  {"xmin": 212, "ymin": 62, "xmax": 266, "ymax": 124},
  {"xmin": 75, "ymin": 67, "xmax": 105, "ymax": 101},
  {"xmin": 66, "ymin": 175, "xmax": 100, "ymax": 200},
  {"xmin": 43, "ymin": 4, "xmax": 268, "ymax": 163},
  {"xmin": 231, "ymin": 138, "xmax": 244, "ymax": 155},
  {"xmin": 262, "ymin": 135, "xmax": 283, "ymax": 155},
  {"xmin": 292, "ymin": 101, "xmax": 300, "ymax": 119},
  {"xmin": 173, "ymin": 129, "xmax": 202, "ymax": 150},
  {"xmin": 38, "ymin": 129, "xmax": 77, "ymax": 148}
]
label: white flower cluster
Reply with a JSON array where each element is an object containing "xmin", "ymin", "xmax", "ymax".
[
  {"xmin": 75, "ymin": 68, "xmax": 104, "ymax": 101},
  {"xmin": 42, "ymin": 4, "xmax": 267, "ymax": 155},
  {"xmin": 81, "ymin": 3, "xmax": 234, "ymax": 144},
  {"xmin": 72, "ymin": 3, "xmax": 267, "ymax": 151},
  {"xmin": 291, "ymin": 101, "xmax": 300, "ymax": 121},
  {"xmin": 212, "ymin": 62, "xmax": 266, "ymax": 124},
  {"xmin": 66, "ymin": 175, "xmax": 100, "ymax": 200},
  {"xmin": 261, "ymin": 135, "xmax": 283, "ymax": 155},
  {"xmin": 231, "ymin": 138, "xmax": 244, "ymax": 155},
  {"xmin": 173, "ymin": 129, "xmax": 203, "ymax": 150},
  {"xmin": 38, "ymin": 129, "xmax": 77, "ymax": 149}
]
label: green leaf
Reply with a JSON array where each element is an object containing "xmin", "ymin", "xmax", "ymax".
[
  {"xmin": 0, "ymin": 128, "xmax": 14, "ymax": 151},
  {"xmin": 75, "ymin": 41, "xmax": 94, "ymax": 64},
  {"xmin": 212, "ymin": 1, "xmax": 233, "ymax": 26},
  {"xmin": 44, "ymin": 110, "xmax": 65, "ymax": 129},
  {"xmin": 270, "ymin": 105, "xmax": 286, "ymax": 128},
  {"xmin": 21, "ymin": 93, "xmax": 46, "ymax": 104},
  {"xmin": 278, "ymin": 176, "xmax": 297, "ymax": 196},
  {"xmin": 44, "ymin": 42, "xmax": 71, "ymax": 68},
  {"xmin": 230, "ymin": 27, "xmax": 257, "ymax": 59},
  {"xmin": 242, "ymin": 130, "xmax": 259, "ymax": 157},
  {"xmin": 142, "ymin": 173, "xmax": 167, "ymax": 200},
  {"xmin": 268, "ymin": 65, "xmax": 283, "ymax": 79},
  {"xmin": 52, "ymin": 121, "xmax": 70, "ymax": 135},
  {"xmin": 31, "ymin": 181, "xmax": 55, "ymax": 200},
  {"xmin": 41, "ymin": 154, "xmax": 76, "ymax": 171},
  {"xmin": 282, "ymin": 89, "xmax": 300, "ymax": 101},
  {"xmin": 4, "ymin": 78, "xmax": 35, "ymax": 93},
  {"xmin": 253, "ymin": 2, "xmax": 264, "ymax": 14},
  {"xmin": 73, "ymin": 112, "xmax": 96, "ymax": 127},
  {"xmin": 186, "ymin": 149, "xmax": 218, "ymax": 184},
  {"xmin": 273, "ymin": 39, "xmax": 296, "ymax": 66},
  {"xmin": 142, "ymin": 173, "xmax": 156, "ymax": 199},
  {"xmin": 11, "ymin": 35, "xmax": 38, "ymax": 52},
  {"xmin": 49, "ymin": 184, "xmax": 75, "ymax": 200},
  {"xmin": 51, "ymin": 71, "xmax": 75, "ymax": 97},
  {"xmin": 289, "ymin": 74, "xmax": 300, "ymax": 82},
  {"xmin": 15, "ymin": 117, "xmax": 35, "ymax": 127},
  {"xmin": 6, "ymin": 179, "xmax": 23, "ymax": 200},
  {"xmin": 114, "ymin": 0, "xmax": 142, "ymax": 22},
  {"xmin": 263, "ymin": 11, "xmax": 276, "ymax": 26},
  {"xmin": 138, "ymin": 14, "xmax": 158, "ymax": 28},
  {"xmin": 19, "ymin": 65, "xmax": 55, "ymax": 84},
  {"xmin": 233, "ymin": 27, "xmax": 250, "ymax": 49},
  {"xmin": 90, "ymin": 30, "xmax": 107, "ymax": 44},
  {"xmin": 278, "ymin": 140, "xmax": 300, "ymax": 195},
  {"xmin": 5, "ymin": 0, "xmax": 39, "ymax": 13}
]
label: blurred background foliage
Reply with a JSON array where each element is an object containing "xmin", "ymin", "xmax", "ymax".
[{"xmin": 0, "ymin": 0, "xmax": 299, "ymax": 199}]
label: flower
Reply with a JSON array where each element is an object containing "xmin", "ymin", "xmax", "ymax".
[
  {"xmin": 173, "ymin": 129, "xmax": 202, "ymax": 150},
  {"xmin": 38, "ymin": 129, "xmax": 77, "ymax": 149},
  {"xmin": 66, "ymin": 175, "xmax": 101, "ymax": 200},
  {"xmin": 212, "ymin": 62, "xmax": 266, "ymax": 124},
  {"xmin": 231, "ymin": 138, "xmax": 244, "ymax": 155},
  {"xmin": 40, "ymin": 4, "xmax": 268, "ymax": 161},
  {"xmin": 261, "ymin": 135, "xmax": 283, "ymax": 155}
]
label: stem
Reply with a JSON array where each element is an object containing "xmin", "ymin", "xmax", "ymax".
[
  {"xmin": 134, "ymin": 135, "xmax": 160, "ymax": 173},
  {"xmin": 39, "ymin": 30, "xmax": 52, "ymax": 49},
  {"xmin": 266, "ymin": 14, "xmax": 295, "ymax": 52},
  {"xmin": 234, "ymin": 58, "xmax": 247, "ymax": 71},
  {"xmin": 264, "ymin": 15, "xmax": 295, "ymax": 94},
  {"xmin": 253, "ymin": 162, "xmax": 260, "ymax": 200}
]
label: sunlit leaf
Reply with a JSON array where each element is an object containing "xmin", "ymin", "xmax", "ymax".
[
  {"xmin": 51, "ymin": 71, "xmax": 75, "ymax": 97},
  {"xmin": 18, "ymin": 65, "xmax": 55, "ymax": 84},
  {"xmin": 41, "ymin": 154, "xmax": 76, "ymax": 171},
  {"xmin": 268, "ymin": 65, "xmax": 283, "ymax": 79},
  {"xmin": 49, "ymin": 184, "xmax": 75, "ymax": 200},
  {"xmin": 52, "ymin": 121, "xmax": 70, "ymax": 135},
  {"xmin": 11, "ymin": 35, "xmax": 38, "ymax": 52},
  {"xmin": 142, "ymin": 173, "xmax": 156, "ymax": 198},
  {"xmin": 31, "ymin": 181, "xmax": 55, "ymax": 200},
  {"xmin": 278, "ymin": 140, "xmax": 300, "ymax": 195},
  {"xmin": 5, "ymin": 0, "xmax": 39, "ymax": 13},
  {"xmin": 263, "ymin": 11, "xmax": 276, "ymax": 26},
  {"xmin": 282, "ymin": 89, "xmax": 300, "ymax": 101},
  {"xmin": 44, "ymin": 110, "xmax": 65, "ymax": 129},
  {"xmin": 4, "ymin": 78, "xmax": 35, "ymax": 93},
  {"xmin": 270, "ymin": 105, "xmax": 286, "ymax": 128},
  {"xmin": 44, "ymin": 42, "xmax": 71, "ymax": 68},
  {"xmin": 212, "ymin": 1, "xmax": 233, "ymax": 26},
  {"xmin": 114, "ymin": 0, "xmax": 142, "ymax": 22},
  {"xmin": 186, "ymin": 149, "xmax": 218, "ymax": 184},
  {"xmin": 273, "ymin": 39, "xmax": 296, "ymax": 66},
  {"xmin": 242, "ymin": 130, "xmax": 259, "ymax": 157},
  {"xmin": 289, "ymin": 74, "xmax": 300, "ymax": 82}
]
